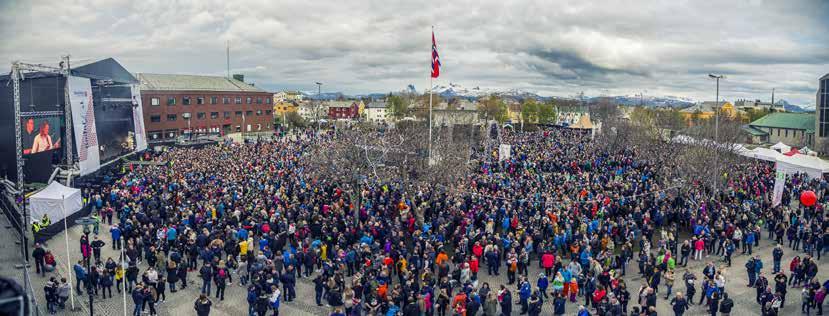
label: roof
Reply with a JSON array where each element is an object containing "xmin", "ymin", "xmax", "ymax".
[
  {"xmin": 821, "ymin": 73, "xmax": 829, "ymax": 81},
  {"xmin": 749, "ymin": 112, "xmax": 815, "ymax": 132},
  {"xmin": 680, "ymin": 101, "xmax": 728, "ymax": 113},
  {"xmin": 367, "ymin": 101, "xmax": 387, "ymax": 109},
  {"xmin": 72, "ymin": 58, "xmax": 138, "ymax": 84},
  {"xmin": 136, "ymin": 73, "xmax": 267, "ymax": 93},
  {"xmin": 741, "ymin": 125, "xmax": 768, "ymax": 136}
]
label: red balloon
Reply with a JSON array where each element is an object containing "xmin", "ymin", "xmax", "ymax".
[{"xmin": 800, "ymin": 190, "xmax": 817, "ymax": 207}]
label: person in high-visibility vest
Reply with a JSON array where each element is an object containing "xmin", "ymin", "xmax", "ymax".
[
  {"xmin": 31, "ymin": 221, "xmax": 41, "ymax": 234},
  {"xmin": 40, "ymin": 214, "xmax": 51, "ymax": 228}
]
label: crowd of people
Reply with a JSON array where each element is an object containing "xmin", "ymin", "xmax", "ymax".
[{"xmin": 33, "ymin": 127, "xmax": 828, "ymax": 316}]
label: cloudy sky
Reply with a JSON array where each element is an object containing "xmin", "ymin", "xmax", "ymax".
[{"xmin": 2, "ymin": 0, "xmax": 827, "ymax": 106}]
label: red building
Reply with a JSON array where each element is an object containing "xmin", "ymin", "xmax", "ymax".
[
  {"xmin": 327, "ymin": 101, "xmax": 360, "ymax": 120},
  {"xmin": 137, "ymin": 73, "xmax": 273, "ymax": 141}
]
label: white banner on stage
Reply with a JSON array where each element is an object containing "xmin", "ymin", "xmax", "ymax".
[
  {"xmin": 130, "ymin": 84, "xmax": 148, "ymax": 152},
  {"xmin": 67, "ymin": 76, "xmax": 101, "ymax": 176},
  {"xmin": 772, "ymin": 170, "xmax": 786, "ymax": 207}
]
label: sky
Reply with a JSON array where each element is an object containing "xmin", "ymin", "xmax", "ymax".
[{"xmin": 1, "ymin": 0, "xmax": 827, "ymax": 107}]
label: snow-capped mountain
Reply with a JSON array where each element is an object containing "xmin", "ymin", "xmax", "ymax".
[
  {"xmin": 774, "ymin": 99, "xmax": 811, "ymax": 112},
  {"xmin": 594, "ymin": 95, "xmax": 695, "ymax": 108}
]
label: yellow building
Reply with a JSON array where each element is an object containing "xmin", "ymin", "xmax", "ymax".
[
  {"xmin": 680, "ymin": 101, "xmax": 737, "ymax": 123},
  {"xmin": 273, "ymin": 101, "xmax": 298, "ymax": 119}
]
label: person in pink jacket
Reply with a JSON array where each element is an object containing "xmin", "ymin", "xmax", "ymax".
[
  {"xmin": 693, "ymin": 237, "xmax": 705, "ymax": 261},
  {"xmin": 541, "ymin": 252, "xmax": 555, "ymax": 276}
]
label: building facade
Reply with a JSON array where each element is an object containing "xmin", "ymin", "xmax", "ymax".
[
  {"xmin": 328, "ymin": 101, "xmax": 360, "ymax": 120},
  {"xmin": 137, "ymin": 73, "xmax": 273, "ymax": 141},
  {"xmin": 365, "ymin": 101, "xmax": 389, "ymax": 123},
  {"xmin": 816, "ymin": 74, "xmax": 829, "ymax": 152},
  {"xmin": 747, "ymin": 112, "xmax": 815, "ymax": 147}
]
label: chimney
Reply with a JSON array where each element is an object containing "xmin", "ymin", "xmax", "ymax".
[{"xmin": 233, "ymin": 74, "xmax": 245, "ymax": 82}]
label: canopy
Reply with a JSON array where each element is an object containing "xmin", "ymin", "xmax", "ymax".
[
  {"xmin": 776, "ymin": 154, "xmax": 829, "ymax": 179},
  {"xmin": 743, "ymin": 147, "xmax": 784, "ymax": 162},
  {"xmin": 783, "ymin": 148, "xmax": 801, "ymax": 156},
  {"xmin": 28, "ymin": 182, "xmax": 83, "ymax": 223},
  {"xmin": 770, "ymin": 142, "xmax": 791, "ymax": 153}
]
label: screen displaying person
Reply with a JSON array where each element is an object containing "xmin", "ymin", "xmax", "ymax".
[
  {"xmin": 22, "ymin": 118, "xmax": 36, "ymax": 154},
  {"xmin": 30, "ymin": 120, "xmax": 53, "ymax": 154}
]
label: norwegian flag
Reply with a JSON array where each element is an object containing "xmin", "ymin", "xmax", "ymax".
[{"xmin": 431, "ymin": 30, "xmax": 441, "ymax": 78}]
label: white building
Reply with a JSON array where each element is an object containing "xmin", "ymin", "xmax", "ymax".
[
  {"xmin": 365, "ymin": 101, "xmax": 389, "ymax": 123},
  {"xmin": 274, "ymin": 91, "xmax": 304, "ymax": 103}
]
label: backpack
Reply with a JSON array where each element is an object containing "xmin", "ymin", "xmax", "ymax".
[{"xmin": 218, "ymin": 269, "xmax": 227, "ymax": 279}]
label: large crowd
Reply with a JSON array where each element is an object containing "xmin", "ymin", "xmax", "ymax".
[{"xmin": 34, "ymin": 127, "xmax": 828, "ymax": 316}]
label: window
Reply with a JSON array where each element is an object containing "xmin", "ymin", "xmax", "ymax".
[
  {"xmin": 197, "ymin": 97, "xmax": 205, "ymax": 105},
  {"xmin": 211, "ymin": 96, "xmax": 218, "ymax": 104},
  {"xmin": 182, "ymin": 97, "xmax": 191, "ymax": 105},
  {"xmin": 266, "ymin": 110, "xmax": 272, "ymax": 115},
  {"xmin": 151, "ymin": 97, "xmax": 160, "ymax": 106},
  {"xmin": 785, "ymin": 129, "xmax": 788, "ymax": 137},
  {"xmin": 256, "ymin": 110, "xmax": 263, "ymax": 116},
  {"xmin": 224, "ymin": 111, "xmax": 231, "ymax": 118},
  {"xmin": 197, "ymin": 112, "xmax": 206, "ymax": 120},
  {"xmin": 235, "ymin": 97, "xmax": 242, "ymax": 104},
  {"xmin": 167, "ymin": 114, "xmax": 177, "ymax": 121},
  {"xmin": 150, "ymin": 115, "xmax": 161, "ymax": 123},
  {"xmin": 266, "ymin": 98, "xmax": 271, "ymax": 104},
  {"xmin": 211, "ymin": 112, "xmax": 219, "ymax": 119},
  {"xmin": 246, "ymin": 97, "xmax": 252, "ymax": 104},
  {"xmin": 167, "ymin": 97, "xmax": 176, "ymax": 105},
  {"xmin": 148, "ymin": 131, "xmax": 162, "ymax": 140},
  {"xmin": 235, "ymin": 111, "xmax": 243, "ymax": 117},
  {"xmin": 223, "ymin": 97, "xmax": 230, "ymax": 104},
  {"xmin": 256, "ymin": 97, "xmax": 263, "ymax": 104},
  {"xmin": 246, "ymin": 110, "xmax": 253, "ymax": 117},
  {"xmin": 165, "ymin": 129, "xmax": 178, "ymax": 139}
]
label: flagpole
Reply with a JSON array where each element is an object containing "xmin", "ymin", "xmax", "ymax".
[
  {"xmin": 428, "ymin": 25, "xmax": 434, "ymax": 166},
  {"xmin": 62, "ymin": 194, "xmax": 75, "ymax": 310}
]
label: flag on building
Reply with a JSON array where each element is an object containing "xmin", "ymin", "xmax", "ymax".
[{"xmin": 431, "ymin": 30, "xmax": 441, "ymax": 78}]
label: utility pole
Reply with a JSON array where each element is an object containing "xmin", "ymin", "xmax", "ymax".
[
  {"xmin": 771, "ymin": 88, "xmax": 775, "ymax": 112},
  {"xmin": 316, "ymin": 82, "xmax": 323, "ymax": 135}
]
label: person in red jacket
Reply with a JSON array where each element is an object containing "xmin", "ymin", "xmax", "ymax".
[
  {"xmin": 468, "ymin": 256, "xmax": 480, "ymax": 281},
  {"xmin": 541, "ymin": 252, "xmax": 555, "ymax": 276},
  {"xmin": 472, "ymin": 242, "xmax": 484, "ymax": 259}
]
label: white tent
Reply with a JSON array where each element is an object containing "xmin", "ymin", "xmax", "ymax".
[
  {"xmin": 744, "ymin": 147, "xmax": 784, "ymax": 162},
  {"xmin": 770, "ymin": 142, "xmax": 791, "ymax": 153},
  {"xmin": 776, "ymin": 154, "xmax": 829, "ymax": 179},
  {"xmin": 28, "ymin": 182, "xmax": 83, "ymax": 223}
]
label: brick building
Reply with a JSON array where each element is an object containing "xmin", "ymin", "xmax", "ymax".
[
  {"xmin": 327, "ymin": 101, "xmax": 360, "ymax": 120},
  {"xmin": 136, "ymin": 73, "xmax": 273, "ymax": 141}
]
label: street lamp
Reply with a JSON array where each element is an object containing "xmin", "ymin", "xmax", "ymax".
[
  {"xmin": 708, "ymin": 74, "xmax": 725, "ymax": 190},
  {"xmin": 708, "ymin": 74, "xmax": 725, "ymax": 142}
]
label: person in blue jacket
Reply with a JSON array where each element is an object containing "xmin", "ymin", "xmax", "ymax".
[
  {"xmin": 519, "ymin": 277, "xmax": 531, "ymax": 314},
  {"xmin": 537, "ymin": 273, "xmax": 549, "ymax": 298}
]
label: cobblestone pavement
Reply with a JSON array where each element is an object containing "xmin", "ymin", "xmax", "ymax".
[{"xmin": 8, "ymin": 216, "xmax": 828, "ymax": 316}]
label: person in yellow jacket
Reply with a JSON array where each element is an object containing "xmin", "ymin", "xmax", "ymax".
[
  {"xmin": 239, "ymin": 239, "xmax": 248, "ymax": 256},
  {"xmin": 115, "ymin": 265, "xmax": 125, "ymax": 293}
]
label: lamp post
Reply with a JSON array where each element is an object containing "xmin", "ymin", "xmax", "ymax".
[
  {"xmin": 708, "ymin": 74, "xmax": 725, "ymax": 190},
  {"xmin": 708, "ymin": 74, "xmax": 724, "ymax": 143}
]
